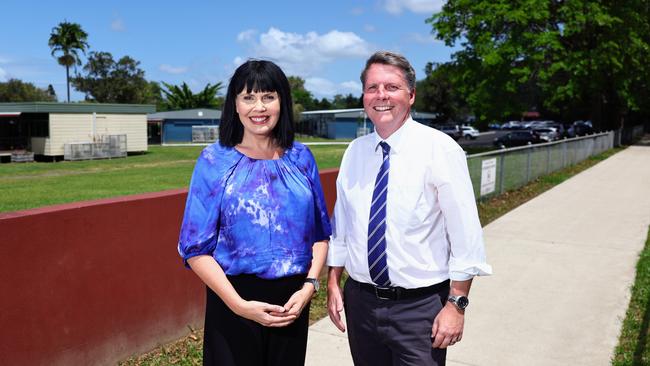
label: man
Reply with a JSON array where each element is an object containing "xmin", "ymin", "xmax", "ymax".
[{"xmin": 327, "ymin": 51, "xmax": 492, "ymax": 366}]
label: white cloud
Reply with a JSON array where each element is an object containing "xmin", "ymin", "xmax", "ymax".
[
  {"xmin": 364, "ymin": 24, "xmax": 376, "ymax": 33},
  {"xmin": 237, "ymin": 27, "xmax": 371, "ymax": 76},
  {"xmin": 305, "ymin": 77, "xmax": 337, "ymax": 96},
  {"xmin": 407, "ymin": 32, "xmax": 443, "ymax": 45},
  {"xmin": 0, "ymin": 67, "xmax": 7, "ymax": 81},
  {"xmin": 341, "ymin": 80, "xmax": 362, "ymax": 93},
  {"xmin": 0, "ymin": 56, "xmax": 10, "ymax": 64},
  {"xmin": 111, "ymin": 18, "xmax": 125, "ymax": 32},
  {"xmin": 233, "ymin": 56, "xmax": 244, "ymax": 67},
  {"xmin": 306, "ymin": 78, "xmax": 363, "ymax": 98},
  {"xmin": 350, "ymin": 7, "xmax": 364, "ymax": 15},
  {"xmin": 159, "ymin": 64, "xmax": 188, "ymax": 74},
  {"xmin": 188, "ymin": 79, "xmax": 202, "ymax": 89},
  {"xmin": 237, "ymin": 29, "xmax": 257, "ymax": 42},
  {"xmin": 383, "ymin": 0, "xmax": 444, "ymax": 14}
]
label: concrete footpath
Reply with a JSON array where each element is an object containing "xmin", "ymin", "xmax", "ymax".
[{"xmin": 306, "ymin": 138, "xmax": 650, "ymax": 366}]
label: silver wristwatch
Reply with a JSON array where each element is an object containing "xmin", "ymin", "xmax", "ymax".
[
  {"xmin": 304, "ymin": 277, "xmax": 320, "ymax": 292},
  {"xmin": 448, "ymin": 295, "xmax": 469, "ymax": 310}
]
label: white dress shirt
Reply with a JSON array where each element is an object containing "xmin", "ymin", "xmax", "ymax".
[{"xmin": 327, "ymin": 118, "xmax": 492, "ymax": 288}]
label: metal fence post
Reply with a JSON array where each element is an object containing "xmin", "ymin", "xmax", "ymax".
[
  {"xmin": 498, "ymin": 152, "xmax": 505, "ymax": 195},
  {"xmin": 546, "ymin": 146, "xmax": 551, "ymax": 174},
  {"xmin": 526, "ymin": 146, "xmax": 532, "ymax": 182},
  {"xmin": 562, "ymin": 139, "xmax": 567, "ymax": 169}
]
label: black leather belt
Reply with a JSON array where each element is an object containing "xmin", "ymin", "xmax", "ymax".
[{"xmin": 351, "ymin": 278, "xmax": 450, "ymax": 300}]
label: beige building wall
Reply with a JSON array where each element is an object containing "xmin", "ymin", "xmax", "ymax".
[
  {"xmin": 92, "ymin": 114, "xmax": 147, "ymax": 152},
  {"xmin": 46, "ymin": 113, "xmax": 147, "ymax": 156}
]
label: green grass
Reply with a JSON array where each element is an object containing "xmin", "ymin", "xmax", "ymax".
[
  {"xmin": 120, "ymin": 146, "xmax": 627, "ymax": 365},
  {"xmin": 119, "ymin": 326, "xmax": 203, "ymax": 366},
  {"xmin": 612, "ymin": 226, "xmax": 650, "ymax": 366},
  {"xmin": 296, "ymin": 134, "xmax": 353, "ymax": 143},
  {"xmin": 462, "ymin": 146, "xmax": 494, "ymax": 155},
  {"xmin": 0, "ymin": 144, "xmax": 347, "ymax": 213}
]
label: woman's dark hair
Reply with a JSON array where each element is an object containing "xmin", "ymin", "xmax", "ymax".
[{"xmin": 219, "ymin": 60, "xmax": 295, "ymax": 149}]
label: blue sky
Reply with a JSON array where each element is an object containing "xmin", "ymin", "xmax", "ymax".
[{"xmin": 0, "ymin": 0, "xmax": 458, "ymax": 101}]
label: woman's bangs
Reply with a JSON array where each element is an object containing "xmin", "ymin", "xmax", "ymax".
[{"xmin": 243, "ymin": 72, "xmax": 279, "ymax": 94}]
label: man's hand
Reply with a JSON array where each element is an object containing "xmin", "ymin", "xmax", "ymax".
[
  {"xmin": 327, "ymin": 267, "xmax": 346, "ymax": 332},
  {"xmin": 431, "ymin": 303, "xmax": 464, "ymax": 348},
  {"xmin": 327, "ymin": 283, "xmax": 346, "ymax": 332}
]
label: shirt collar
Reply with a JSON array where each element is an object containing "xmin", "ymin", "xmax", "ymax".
[{"xmin": 372, "ymin": 116, "xmax": 414, "ymax": 155}]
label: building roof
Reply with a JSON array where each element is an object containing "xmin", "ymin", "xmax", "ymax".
[
  {"xmin": 0, "ymin": 102, "xmax": 155, "ymax": 114},
  {"xmin": 302, "ymin": 108, "xmax": 365, "ymax": 115},
  {"xmin": 301, "ymin": 108, "xmax": 365, "ymax": 119},
  {"xmin": 301, "ymin": 108, "xmax": 438, "ymax": 120},
  {"xmin": 411, "ymin": 111, "xmax": 438, "ymax": 119},
  {"xmin": 147, "ymin": 108, "xmax": 222, "ymax": 121}
]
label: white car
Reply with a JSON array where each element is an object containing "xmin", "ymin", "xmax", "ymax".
[
  {"xmin": 461, "ymin": 126, "xmax": 480, "ymax": 140},
  {"xmin": 533, "ymin": 127, "xmax": 559, "ymax": 142}
]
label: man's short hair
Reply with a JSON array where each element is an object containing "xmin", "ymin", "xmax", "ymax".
[{"xmin": 360, "ymin": 51, "xmax": 416, "ymax": 91}]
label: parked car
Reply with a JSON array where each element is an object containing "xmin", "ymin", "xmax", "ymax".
[
  {"xmin": 568, "ymin": 121, "xmax": 594, "ymax": 137},
  {"xmin": 436, "ymin": 124, "xmax": 462, "ymax": 140},
  {"xmin": 533, "ymin": 127, "xmax": 559, "ymax": 142},
  {"xmin": 493, "ymin": 130, "xmax": 541, "ymax": 148},
  {"xmin": 547, "ymin": 123, "xmax": 566, "ymax": 138},
  {"xmin": 501, "ymin": 121, "xmax": 523, "ymax": 130},
  {"xmin": 461, "ymin": 126, "xmax": 480, "ymax": 139}
]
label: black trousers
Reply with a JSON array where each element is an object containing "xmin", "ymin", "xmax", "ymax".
[
  {"xmin": 344, "ymin": 278, "xmax": 450, "ymax": 366},
  {"xmin": 203, "ymin": 274, "xmax": 309, "ymax": 366}
]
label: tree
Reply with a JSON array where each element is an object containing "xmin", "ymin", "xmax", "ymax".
[
  {"xmin": 313, "ymin": 97, "xmax": 332, "ymax": 110},
  {"xmin": 161, "ymin": 82, "xmax": 223, "ymax": 110},
  {"xmin": 48, "ymin": 21, "xmax": 89, "ymax": 102},
  {"xmin": 46, "ymin": 84, "xmax": 57, "ymax": 99},
  {"xmin": 72, "ymin": 51, "xmax": 162, "ymax": 104},
  {"xmin": 0, "ymin": 79, "xmax": 57, "ymax": 102},
  {"xmin": 287, "ymin": 76, "xmax": 316, "ymax": 111},
  {"xmin": 331, "ymin": 93, "xmax": 362, "ymax": 109},
  {"xmin": 428, "ymin": 0, "xmax": 650, "ymax": 131},
  {"xmin": 414, "ymin": 62, "xmax": 470, "ymax": 124}
]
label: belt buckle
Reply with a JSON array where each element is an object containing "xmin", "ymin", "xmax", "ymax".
[{"xmin": 374, "ymin": 286, "xmax": 394, "ymax": 300}]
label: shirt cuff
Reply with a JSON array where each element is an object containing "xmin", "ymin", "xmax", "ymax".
[
  {"xmin": 449, "ymin": 259, "xmax": 493, "ymax": 281},
  {"xmin": 326, "ymin": 240, "xmax": 348, "ymax": 267},
  {"xmin": 179, "ymin": 242, "xmax": 215, "ymax": 269}
]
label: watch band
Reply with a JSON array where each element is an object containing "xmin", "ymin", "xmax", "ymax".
[
  {"xmin": 304, "ymin": 277, "xmax": 320, "ymax": 292},
  {"xmin": 448, "ymin": 295, "xmax": 469, "ymax": 310}
]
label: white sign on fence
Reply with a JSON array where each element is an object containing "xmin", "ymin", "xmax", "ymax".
[{"xmin": 480, "ymin": 158, "xmax": 497, "ymax": 196}]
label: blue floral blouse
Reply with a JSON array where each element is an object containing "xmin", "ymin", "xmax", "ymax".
[{"xmin": 178, "ymin": 141, "xmax": 332, "ymax": 279}]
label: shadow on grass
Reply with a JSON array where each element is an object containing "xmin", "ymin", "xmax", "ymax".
[
  {"xmin": 614, "ymin": 225, "xmax": 650, "ymax": 366},
  {"xmin": 634, "ymin": 301, "xmax": 649, "ymax": 364},
  {"xmin": 632, "ymin": 235, "xmax": 650, "ymax": 365}
]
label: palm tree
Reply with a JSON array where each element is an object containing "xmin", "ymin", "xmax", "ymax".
[
  {"xmin": 48, "ymin": 21, "xmax": 89, "ymax": 102},
  {"xmin": 161, "ymin": 82, "xmax": 223, "ymax": 110}
]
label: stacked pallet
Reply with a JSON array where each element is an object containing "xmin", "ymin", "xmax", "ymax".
[{"xmin": 11, "ymin": 151, "xmax": 34, "ymax": 163}]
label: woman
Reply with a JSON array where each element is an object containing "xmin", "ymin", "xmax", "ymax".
[{"xmin": 178, "ymin": 60, "xmax": 331, "ymax": 366}]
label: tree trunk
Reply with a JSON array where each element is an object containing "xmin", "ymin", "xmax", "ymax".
[{"xmin": 66, "ymin": 65, "xmax": 70, "ymax": 103}]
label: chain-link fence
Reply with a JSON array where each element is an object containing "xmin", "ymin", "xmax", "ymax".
[{"xmin": 467, "ymin": 131, "xmax": 614, "ymax": 200}]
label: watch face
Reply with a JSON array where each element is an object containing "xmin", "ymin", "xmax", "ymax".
[{"xmin": 456, "ymin": 296, "xmax": 469, "ymax": 309}]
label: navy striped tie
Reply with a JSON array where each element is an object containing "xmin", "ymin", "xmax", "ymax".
[{"xmin": 368, "ymin": 141, "xmax": 391, "ymax": 286}]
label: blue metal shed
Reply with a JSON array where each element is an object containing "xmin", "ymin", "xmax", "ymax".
[{"xmin": 147, "ymin": 109, "xmax": 221, "ymax": 144}]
